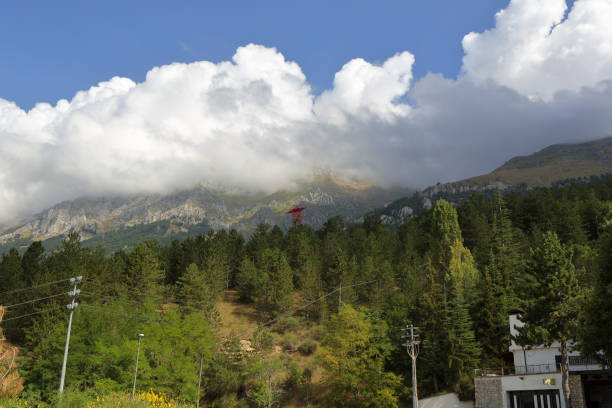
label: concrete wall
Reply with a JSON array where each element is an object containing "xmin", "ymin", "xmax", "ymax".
[
  {"xmin": 512, "ymin": 347, "xmax": 559, "ymax": 370},
  {"xmin": 475, "ymin": 373, "xmax": 564, "ymax": 408},
  {"xmin": 501, "ymin": 373, "xmax": 565, "ymax": 408},
  {"xmin": 475, "ymin": 377, "xmax": 502, "ymax": 408}
]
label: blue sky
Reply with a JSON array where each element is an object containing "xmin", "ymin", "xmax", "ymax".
[
  {"xmin": 3, "ymin": 0, "xmax": 607, "ymax": 223},
  {"xmin": 1, "ymin": 0, "xmax": 510, "ymax": 109}
]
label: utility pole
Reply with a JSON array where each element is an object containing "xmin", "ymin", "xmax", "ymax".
[
  {"xmin": 59, "ymin": 275, "xmax": 82, "ymax": 395},
  {"xmin": 132, "ymin": 333, "xmax": 145, "ymax": 399},
  {"xmin": 402, "ymin": 324, "xmax": 420, "ymax": 408},
  {"xmin": 196, "ymin": 353, "xmax": 204, "ymax": 408}
]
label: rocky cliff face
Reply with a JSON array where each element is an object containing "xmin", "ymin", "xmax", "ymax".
[
  {"xmin": 372, "ymin": 137, "xmax": 612, "ymax": 225},
  {"xmin": 0, "ymin": 177, "xmax": 410, "ymax": 246}
]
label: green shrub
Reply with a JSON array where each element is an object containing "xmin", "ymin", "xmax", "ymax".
[
  {"xmin": 273, "ymin": 316, "xmax": 299, "ymax": 333},
  {"xmin": 298, "ymin": 338, "xmax": 318, "ymax": 356},
  {"xmin": 281, "ymin": 333, "xmax": 299, "ymax": 352}
]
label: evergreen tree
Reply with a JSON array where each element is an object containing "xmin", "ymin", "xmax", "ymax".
[
  {"xmin": 473, "ymin": 256, "xmax": 511, "ymax": 367},
  {"xmin": 418, "ymin": 263, "xmax": 448, "ymax": 394},
  {"xmin": 21, "ymin": 241, "xmax": 44, "ymax": 285},
  {"xmin": 127, "ymin": 241, "xmax": 165, "ymax": 303},
  {"xmin": 581, "ymin": 225, "xmax": 612, "ymax": 366},
  {"xmin": 430, "ymin": 200, "xmax": 479, "ymax": 299},
  {"xmin": 259, "ymin": 248, "xmax": 294, "ymax": 317},
  {"xmin": 236, "ymin": 257, "xmax": 264, "ymax": 303},
  {"xmin": 203, "ymin": 234, "xmax": 231, "ymax": 295},
  {"xmin": 444, "ymin": 284, "xmax": 481, "ymax": 397},
  {"xmin": 177, "ymin": 263, "xmax": 216, "ymax": 318},
  {"xmin": 0, "ymin": 248, "xmax": 24, "ymax": 295},
  {"xmin": 516, "ymin": 231, "xmax": 582, "ymax": 408},
  {"xmin": 472, "ymin": 192, "xmax": 522, "ymax": 365}
]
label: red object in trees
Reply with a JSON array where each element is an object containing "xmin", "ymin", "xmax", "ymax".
[{"xmin": 287, "ymin": 206, "xmax": 306, "ymax": 225}]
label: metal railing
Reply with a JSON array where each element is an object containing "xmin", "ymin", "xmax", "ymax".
[
  {"xmin": 475, "ymin": 364, "xmax": 558, "ymax": 377},
  {"xmin": 514, "ymin": 364, "xmax": 558, "ymax": 375}
]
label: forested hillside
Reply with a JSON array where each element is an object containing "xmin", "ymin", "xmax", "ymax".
[{"xmin": 0, "ymin": 178, "xmax": 611, "ymax": 407}]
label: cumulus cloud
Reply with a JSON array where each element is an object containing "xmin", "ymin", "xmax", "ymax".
[
  {"xmin": 313, "ymin": 51, "xmax": 414, "ymax": 124},
  {"xmin": 462, "ymin": 0, "xmax": 612, "ymax": 99},
  {"xmin": 1, "ymin": 0, "xmax": 612, "ymax": 225}
]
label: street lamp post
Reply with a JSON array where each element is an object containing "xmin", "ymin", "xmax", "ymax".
[{"xmin": 131, "ymin": 333, "xmax": 144, "ymax": 399}]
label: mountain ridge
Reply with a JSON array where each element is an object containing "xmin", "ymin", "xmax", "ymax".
[
  {"xmin": 375, "ymin": 136, "xmax": 612, "ymax": 225},
  {"xmin": 0, "ymin": 175, "xmax": 411, "ymax": 250}
]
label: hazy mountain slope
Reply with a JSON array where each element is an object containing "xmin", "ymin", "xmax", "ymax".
[
  {"xmin": 375, "ymin": 137, "xmax": 612, "ymax": 225},
  {"xmin": 453, "ymin": 136, "xmax": 612, "ymax": 188},
  {"xmin": 0, "ymin": 176, "xmax": 410, "ymax": 251}
]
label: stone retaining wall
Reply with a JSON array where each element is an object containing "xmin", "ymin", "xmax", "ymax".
[
  {"xmin": 569, "ymin": 374, "xmax": 586, "ymax": 408},
  {"xmin": 475, "ymin": 377, "xmax": 503, "ymax": 408}
]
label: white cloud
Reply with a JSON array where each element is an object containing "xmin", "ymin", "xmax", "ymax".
[
  {"xmin": 314, "ymin": 51, "xmax": 414, "ymax": 124},
  {"xmin": 1, "ymin": 0, "xmax": 612, "ymax": 225},
  {"xmin": 462, "ymin": 0, "xmax": 612, "ymax": 100}
]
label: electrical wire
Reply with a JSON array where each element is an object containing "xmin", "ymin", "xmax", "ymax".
[
  {"xmin": 0, "ymin": 277, "xmax": 74, "ymax": 299},
  {"xmin": 219, "ymin": 279, "xmax": 380, "ymax": 343},
  {"xmin": 3, "ymin": 292, "xmax": 68, "ymax": 309},
  {"xmin": 1, "ymin": 310, "xmax": 46, "ymax": 323}
]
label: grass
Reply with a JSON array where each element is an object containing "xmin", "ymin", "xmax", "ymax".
[{"xmin": 216, "ymin": 290, "xmax": 265, "ymax": 339}]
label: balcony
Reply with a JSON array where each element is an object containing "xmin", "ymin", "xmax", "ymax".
[{"xmin": 475, "ymin": 364, "xmax": 558, "ymax": 377}]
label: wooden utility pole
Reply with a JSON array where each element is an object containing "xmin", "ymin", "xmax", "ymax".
[
  {"xmin": 402, "ymin": 324, "xmax": 420, "ymax": 408},
  {"xmin": 196, "ymin": 353, "xmax": 204, "ymax": 408}
]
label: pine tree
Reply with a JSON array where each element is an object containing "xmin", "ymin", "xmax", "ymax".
[
  {"xmin": 0, "ymin": 248, "xmax": 24, "ymax": 295},
  {"xmin": 418, "ymin": 263, "xmax": 448, "ymax": 394},
  {"xmin": 473, "ymin": 256, "xmax": 511, "ymax": 367},
  {"xmin": 21, "ymin": 241, "xmax": 44, "ymax": 285},
  {"xmin": 300, "ymin": 257, "xmax": 323, "ymax": 320},
  {"xmin": 581, "ymin": 226, "xmax": 612, "ymax": 366},
  {"xmin": 517, "ymin": 231, "xmax": 582, "ymax": 408},
  {"xmin": 489, "ymin": 191, "xmax": 524, "ymax": 301},
  {"xmin": 430, "ymin": 200, "xmax": 479, "ymax": 299},
  {"xmin": 177, "ymin": 263, "xmax": 216, "ymax": 319},
  {"xmin": 127, "ymin": 241, "xmax": 165, "ymax": 303},
  {"xmin": 236, "ymin": 258, "xmax": 264, "ymax": 303},
  {"xmin": 444, "ymin": 283, "xmax": 481, "ymax": 397},
  {"xmin": 422, "ymin": 200, "xmax": 482, "ymax": 395},
  {"xmin": 259, "ymin": 248, "xmax": 293, "ymax": 317}
]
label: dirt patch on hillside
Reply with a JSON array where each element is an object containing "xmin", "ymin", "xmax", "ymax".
[{"xmin": 0, "ymin": 306, "xmax": 23, "ymax": 397}]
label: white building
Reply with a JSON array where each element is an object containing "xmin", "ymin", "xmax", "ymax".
[{"xmin": 474, "ymin": 313, "xmax": 612, "ymax": 408}]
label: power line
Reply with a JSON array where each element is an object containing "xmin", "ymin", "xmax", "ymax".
[
  {"xmin": 0, "ymin": 278, "xmax": 74, "ymax": 299},
  {"xmin": 255, "ymin": 279, "xmax": 379, "ymax": 331},
  {"xmin": 1, "ymin": 310, "xmax": 46, "ymax": 323},
  {"xmin": 3, "ymin": 292, "xmax": 68, "ymax": 309}
]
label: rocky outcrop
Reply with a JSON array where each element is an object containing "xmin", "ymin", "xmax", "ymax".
[
  {"xmin": 380, "ymin": 206, "xmax": 414, "ymax": 225},
  {"xmin": 422, "ymin": 181, "xmax": 510, "ymax": 198},
  {"xmin": 0, "ymin": 178, "xmax": 411, "ymax": 245}
]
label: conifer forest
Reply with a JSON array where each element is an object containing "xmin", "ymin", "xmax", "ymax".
[{"xmin": 1, "ymin": 178, "xmax": 611, "ymax": 407}]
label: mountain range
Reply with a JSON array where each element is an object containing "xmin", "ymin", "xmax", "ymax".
[
  {"xmin": 0, "ymin": 175, "xmax": 411, "ymax": 252},
  {"xmin": 1, "ymin": 136, "xmax": 610, "ymax": 252},
  {"xmin": 374, "ymin": 136, "xmax": 612, "ymax": 225}
]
